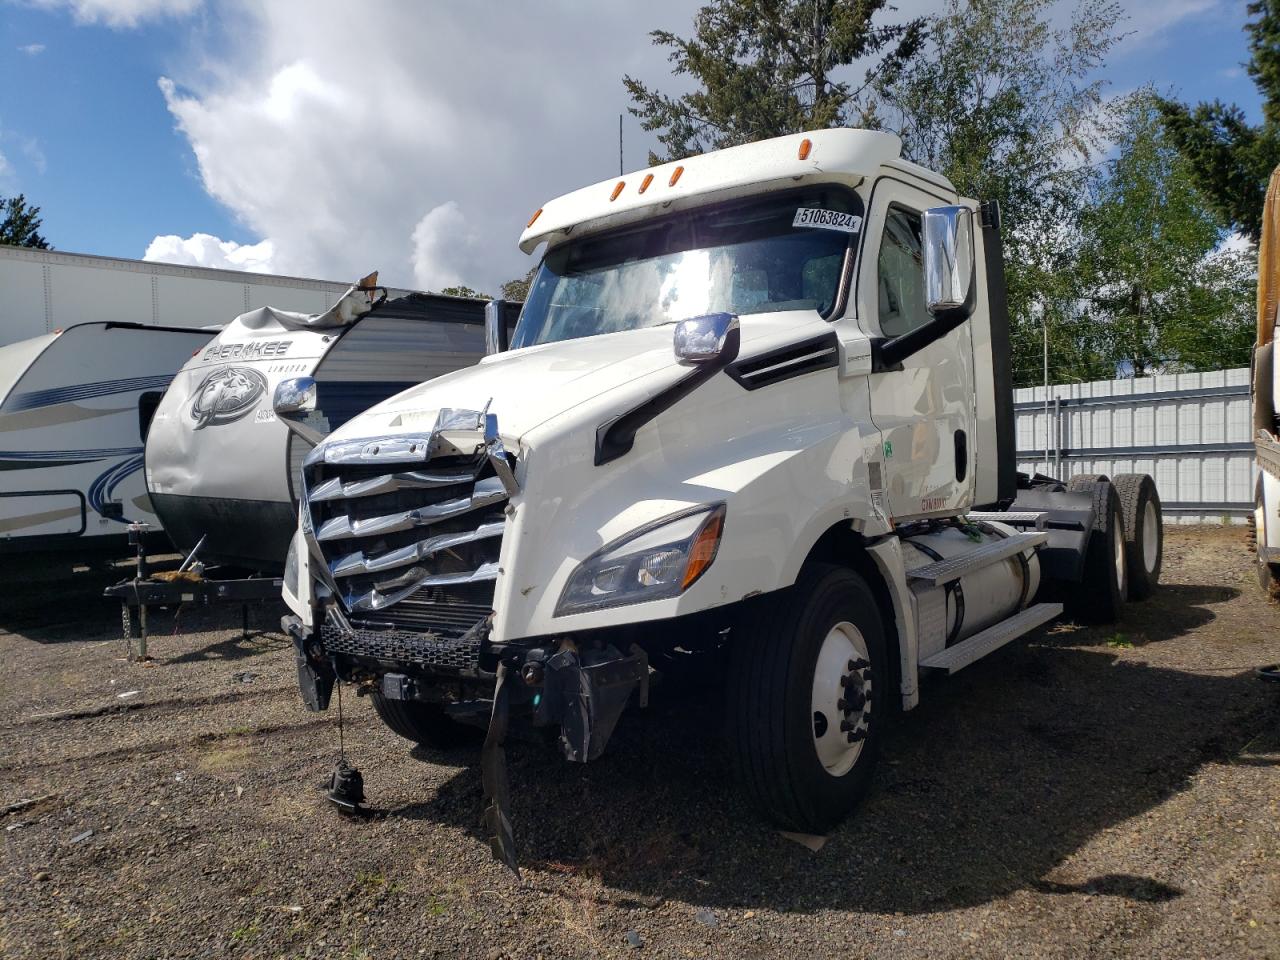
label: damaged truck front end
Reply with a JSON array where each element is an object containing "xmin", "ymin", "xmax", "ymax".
[{"xmin": 279, "ymin": 401, "xmax": 660, "ymax": 869}]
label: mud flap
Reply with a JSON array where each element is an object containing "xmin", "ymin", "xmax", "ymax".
[{"xmin": 481, "ymin": 661, "xmax": 519, "ymax": 876}]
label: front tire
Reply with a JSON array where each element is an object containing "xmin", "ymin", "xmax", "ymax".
[
  {"xmin": 726, "ymin": 564, "xmax": 887, "ymax": 834},
  {"xmin": 370, "ymin": 690, "xmax": 480, "ymax": 749}
]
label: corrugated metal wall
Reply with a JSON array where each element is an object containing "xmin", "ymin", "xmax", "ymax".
[{"xmin": 1014, "ymin": 368, "xmax": 1254, "ymax": 524}]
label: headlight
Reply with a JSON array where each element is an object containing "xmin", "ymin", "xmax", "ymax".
[
  {"xmin": 283, "ymin": 536, "xmax": 301, "ymax": 596},
  {"xmin": 555, "ymin": 504, "xmax": 725, "ymax": 616}
]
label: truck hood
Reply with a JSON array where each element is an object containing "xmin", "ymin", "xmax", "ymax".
[{"xmin": 331, "ymin": 324, "xmax": 698, "ymax": 442}]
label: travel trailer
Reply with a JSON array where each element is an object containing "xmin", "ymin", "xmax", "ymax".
[
  {"xmin": 144, "ymin": 278, "xmax": 518, "ymax": 572},
  {"xmin": 0, "ymin": 321, "xmax": 214, "ymax": 552}
]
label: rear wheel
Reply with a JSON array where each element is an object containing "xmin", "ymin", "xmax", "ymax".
[
  {"xmin": 726, "ymin": 564, "xmax": 887, "ymax": 834},
  {"xmin": 1113, "ymin": 473, "xmax": 1162, "ymax": 600},
  {"xmin": 1068, "ymin": 480, "xmax": 1127, "ymax": 624},
  {"xmin": 370, "ymin": 690, "xmax": 480, "ymax": 749},
  {"xmin": 1067, "ymin": 473, "xmax": 1108, "ymax": 492}
]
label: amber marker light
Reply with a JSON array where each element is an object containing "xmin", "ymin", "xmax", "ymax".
[
  {"xmin": 798, "ymin": 138, "xmax": 812, "ymax": 160},
  {"xmin": 526, "ymin": 208, "xmax": 543, "ymax": 228},
  {"xmin": 682, "ymin": 506, "xmax": 726, "ymax": 590},
  {"xmin": 669, "ymin": 165, "xmax": 684, "ymax": 186},
  {"xmin": 610, "ymin": 181, "xmax": 626, "ymax": 201},
  {"xmin": 639, "ymin": 173, "xmax": 654, "ymax": 194}
]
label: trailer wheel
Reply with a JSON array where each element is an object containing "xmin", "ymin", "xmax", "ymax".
[
  {"xmin": 1068, "ymin": 481, "xmax": 1127, "ymax": 624},
  {"xmin": 725, "ymin": 563, "xmax": 887, "ymax": 834},
  {"xmin": 1112, "ymin": 473, "xmax": 1162, "ymax": 600},
  {"xmin": 370, "ymin": 691, "xmax": 480, "ymax": 749}
]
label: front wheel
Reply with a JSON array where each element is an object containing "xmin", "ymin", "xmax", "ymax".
[
  {"xmin": 370, "ymin": 690, "xmax": 480, "ymax": 749},
  {"xmin": 725, "ymin": 564, "xmax": 888, "ymax": 834}
]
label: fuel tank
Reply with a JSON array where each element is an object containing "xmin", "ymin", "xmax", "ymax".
[{"xmin": 900, "ymin": 520, "xmax": 1041, "ymax": 648}]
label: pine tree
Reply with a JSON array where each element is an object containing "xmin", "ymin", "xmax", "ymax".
[
  {"xmin": 0, "ymin": 194, "xmax": 50, "ymax": 249},
  {"xmin": 624, "ymin": 0, "xmax": 924, "ymax": 164}
]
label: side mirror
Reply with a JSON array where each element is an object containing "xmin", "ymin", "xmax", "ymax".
[
  {"xmin": 273, "ymin": 377, "xmax": 325, "ymax": 445},
  {"xmin": 922, "ymin": 205, "xmax": 976, "ymax": 320},
  {"xmin": 485, "ymin": 299, "xmax": 510, "ymax": 355},
  {"xmin": 673, "ymin": 312, "xmax": 740, "ymax": 366},
  {"xmin": 873, "ymin": 205, "xmax": 978, "ymax": 372}
]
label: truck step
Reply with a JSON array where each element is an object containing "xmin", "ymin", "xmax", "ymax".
[
  {"xmin": 906, "ymin": 532, "xmax": 1047, "ymax": 586},
  {"xmin": 919, "ymin": 602, "xmax": 1063, "ymax": 674},
  {"xmin": 966, "ymin": 510, "xmax": 1048, "ymax": 530}
]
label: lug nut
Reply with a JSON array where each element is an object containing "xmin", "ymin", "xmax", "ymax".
[
  {"xmin": 846, "ymin": 730, "xmax": 867, "ymax": 743},
  {"xmin": 847, "ymin": 658, "xmax": 869, "ymax": 671}
]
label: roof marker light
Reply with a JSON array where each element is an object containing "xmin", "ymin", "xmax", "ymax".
[
  {"xmin": 526, "ymin": 208, "xmax": 543, "ymax": 228},
  {"xmin": 639, "ymin": 173, "xmax": 654, "ymax": 194},
  {"xmin": 798, "ymin": 138, "xmax": 812, "ymax": 160},
  {"xmin": 669, "ymin": 165, "xmax": 684, "ymax": 187},
  {"xmin": 610, "ymin": 181, "xmax": 626, "ymax": 201}
]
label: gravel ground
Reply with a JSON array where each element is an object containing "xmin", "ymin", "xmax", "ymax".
[{"xmin": 0, "ymin": 525, "xmax": 1277, "ymax": 959}]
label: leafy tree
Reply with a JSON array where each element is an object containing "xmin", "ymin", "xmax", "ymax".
[
  {"xmin": 1159, "ymin": 0, "xmax": 1280, "ymax": 242},
  {"xmin": 624, "ymin": 0, "xmax": 925, "ymax": 164},
  {"xmin": 1077, "ymin": 94, "xmax": 1255, "ymax": 376},
  {"xmin": 436, "ymin": 285, "xmax": 492, "ymax": 300},
  {"xmin": 501, "ymin": 267, "xmax": 537, "ymax": 302},
  {"xmin": 873, "ymin": 0, "xmax": 1124, "ymax": 387},
  {"xmin": 0, "ymin": 194, "xmax": 50, "ymax": 249}
]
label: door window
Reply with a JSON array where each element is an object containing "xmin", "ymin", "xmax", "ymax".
[{"xmin": 877, "ymin": 207, "xmax": 930, "ymax": 338}]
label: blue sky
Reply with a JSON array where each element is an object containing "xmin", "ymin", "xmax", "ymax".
[{"xmin": 0, "ymin": 0, "xmax": 1267, "ymax": 289}]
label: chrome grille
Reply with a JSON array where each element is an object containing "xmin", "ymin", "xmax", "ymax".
[{"xmin": 304, "ymin": 442, "xmax": 508, "ymax": 644}]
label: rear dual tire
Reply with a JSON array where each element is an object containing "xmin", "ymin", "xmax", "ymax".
[
  {"xmin": 726, "ymin": 564, "xmax": 887, "ymax": 834},
  {"xmin": 1068, "ymin": 480, "xmax": 1128, "ymax": 624}
]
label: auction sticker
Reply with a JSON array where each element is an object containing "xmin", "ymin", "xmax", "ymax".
[{"xmin": 793, "ymin": 208, "xmax": 862, "ymax": 233}]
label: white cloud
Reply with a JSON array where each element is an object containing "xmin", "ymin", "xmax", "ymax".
[
  {"xmin": 411, "ymin": 202, "xmax": 481, "ymax": 292},
  {"xmin": 18, "ymin": 43, "xmax": 46, "ymax": 55},
  {"xmin": 123, "ymin": 0, "xmax": 1222, "ymax": 290},
  {"xmin": 144, "ymin": 232, "xmax": 278, "ymax": 273},
  {"xmin": 26, "ymin": 0, "xmax": 200, "ymax": 28},
  {"xmin": 147, "ymin": 0, "xmax": 701, "ymax": 292}
]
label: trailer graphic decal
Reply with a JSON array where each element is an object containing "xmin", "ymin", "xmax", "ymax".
[
  {"xmin": 189, "ymin": 367, "xmax": 268, "ymax": 429},
  {"xmin": 7, "ymin": 374, "xmax": 175, "ymax": 412},
  {"xmin": 87, "ymin": 452, "xmax": 146, "ymax": 522},
  {"xmin": 0, "ymin": 447, "xmax": 144, "ymax": 470}
]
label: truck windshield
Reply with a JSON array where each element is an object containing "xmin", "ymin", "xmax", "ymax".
[{"xmin": 512, "ymin": 187, "xmax": 862, "ymax": 348}]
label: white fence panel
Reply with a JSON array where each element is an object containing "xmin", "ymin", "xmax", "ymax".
[{"xmin": 1014, "ymin": 368, "xmax": 1254, "ymax": 524}]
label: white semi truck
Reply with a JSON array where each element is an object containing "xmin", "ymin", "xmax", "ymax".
[{"xmin": 275, "ymin": 129, "xmax": 1163, "ymax": 866}]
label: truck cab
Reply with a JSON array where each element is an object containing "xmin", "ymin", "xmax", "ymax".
[{"xmin": 277, "ymin": 129, "xmax": 1159, "ymax": 866}]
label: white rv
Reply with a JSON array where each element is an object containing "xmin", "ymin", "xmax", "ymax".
[
  {"xmin": 144, "ymin": 281, "xmax": 515, "ymax": 572},
  {"xmin": 0, "ymin": 322, "xmax": 214, "ymax": 552}
]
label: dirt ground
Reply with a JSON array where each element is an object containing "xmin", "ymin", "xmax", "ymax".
[{"xmin": 0, "ymin": 525, "xmax": 1278, "ymax": 959}]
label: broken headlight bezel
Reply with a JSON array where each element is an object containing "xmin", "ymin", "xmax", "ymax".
[{"xmin": 554, "ymin": 503, "xmax": 726, "ymax": 617}]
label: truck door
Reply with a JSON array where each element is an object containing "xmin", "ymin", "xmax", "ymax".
[{"xmin": 858, "ymin": 179, "xmax": 976, "ymax": 520}]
